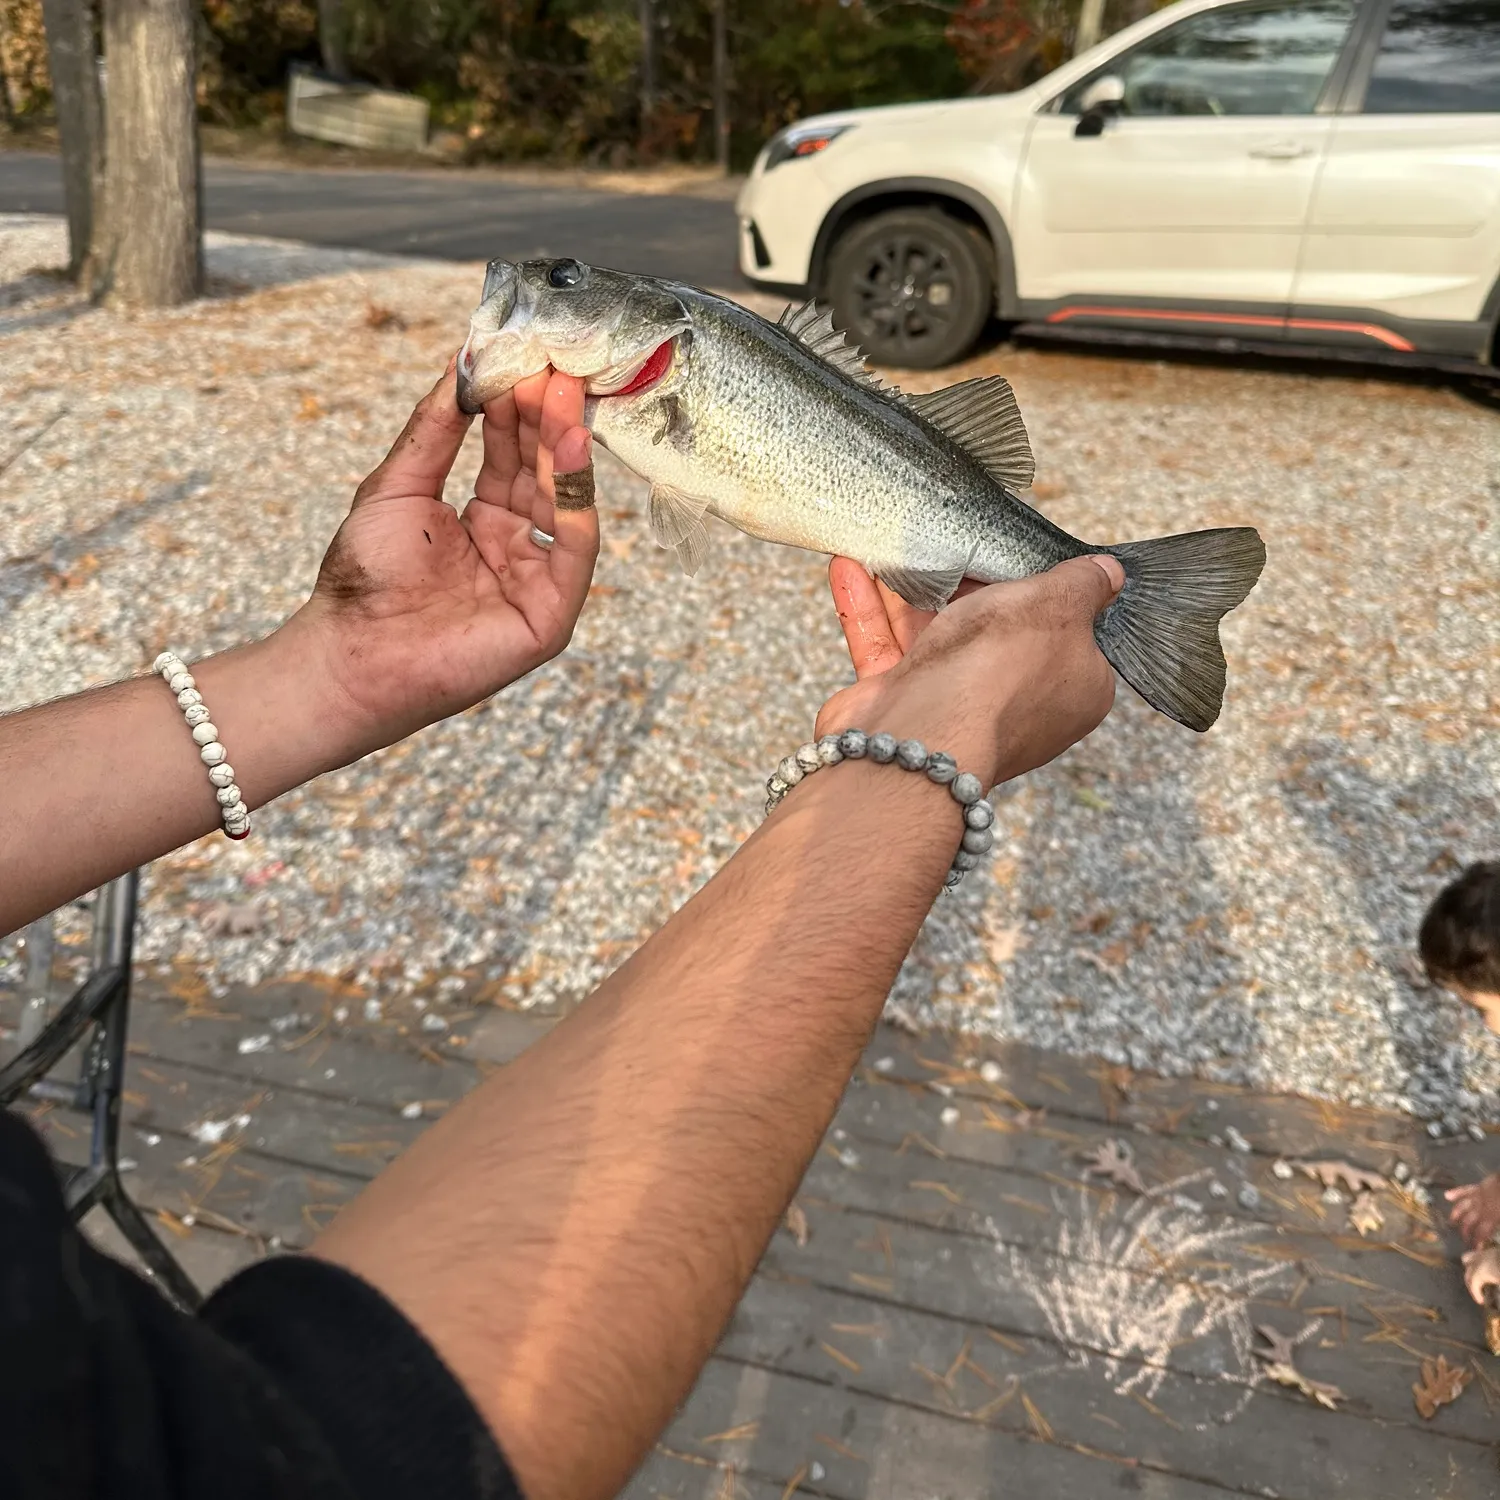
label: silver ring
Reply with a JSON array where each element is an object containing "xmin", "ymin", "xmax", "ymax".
[{"xmin": 529, "ymin": 525, "xmax": 555, "ymax": 549}]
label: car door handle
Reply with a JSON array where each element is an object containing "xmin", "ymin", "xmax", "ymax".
[{"xmin": 1248, "ymin": 141, "xmax": 1313, "ymax": 160}]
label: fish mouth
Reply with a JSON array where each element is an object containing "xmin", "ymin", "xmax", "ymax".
[{"xmin": 457, "ymin": 335, "xmax": 677, "ymax": 414}]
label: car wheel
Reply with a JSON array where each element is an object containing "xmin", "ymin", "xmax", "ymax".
[{"xmin": 825, "ymin": 207, "xmax": 994, "ymax": 370}]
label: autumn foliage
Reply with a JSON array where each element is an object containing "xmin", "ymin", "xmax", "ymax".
[{"xmin": 0, "ymin": 0, "xmax": 1125, "ymax": 162}]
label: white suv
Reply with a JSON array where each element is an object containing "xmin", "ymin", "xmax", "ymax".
[{"xmin": 735, "ymin": 0, "xmax": 1500, "ymax": 370}]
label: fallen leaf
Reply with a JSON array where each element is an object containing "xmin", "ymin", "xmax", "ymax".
[
  {"xmin": 784, "ymin": 1202, "xmax": 809, "ymax": 1248},
  {"xmin": 1080, "ymin": 1138, "xmax": 1147, "ymax": 1195},
  {"xmin": 1413, "ymin": 1356, "xmax": 1471, "ymax": 1420},
  {"xmin": 1264, "ymin": 1361, "xmax": 1344, "ymax": 1409},
  {"xmin": 1293, "ymin": 1158, "xmax": 1386, "ymax": 1195},
  {"xmin": 1348, "ymin": 1191, "xmax": 1384, "ymax": 1238},
  {"xmin": 985, "ymin": 922, "xmax": 1026, "ymax": 966},
  {"xmin": 1252, "ymin": 1324, "xmax": 1300, "ymax": 1367}
]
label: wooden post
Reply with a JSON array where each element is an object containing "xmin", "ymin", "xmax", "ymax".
[
  {"xmin": 316, "ymin": 0, "xmax": 347, "ymax": 80},
  {"xmin": 97, "ymin": 0, "xmax": 202, "ymax": 307},
  {"xmin": 38, "ymin": 0, "xmax": 105, "ymax": 281},
  {"xmin": 712, "ymin": 0, "xmax": 729, "ymax": 174},
  {"xmin": 1075, "ymin": 0, "xmax": 1107, "ymax": 55}
]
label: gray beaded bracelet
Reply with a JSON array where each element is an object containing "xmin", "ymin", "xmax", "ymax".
[{"xmin": 763, "ymin": 729, "xmax": 995, "ymax": 889}]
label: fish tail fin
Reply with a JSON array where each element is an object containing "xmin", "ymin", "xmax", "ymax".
[{"xmin": 1093, "ymin": 527, "xmax": 1266, "ymax": 732}]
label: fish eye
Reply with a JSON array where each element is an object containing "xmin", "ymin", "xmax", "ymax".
[{"xmin": 548, "ymin": 259, "xmax": 585, "ymax": 289}]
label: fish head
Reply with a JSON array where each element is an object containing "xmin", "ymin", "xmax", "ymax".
[{"xmin": 456, "ymin": 258, "xmax": 693, "ymax": 413}]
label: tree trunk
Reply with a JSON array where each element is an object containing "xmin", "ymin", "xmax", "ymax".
[
  {"xmin": 1075, "ymin": 0, "xmax": 1107, "ymax": 55},
  {"xmin": 97, "ymin": 0, "xmax": 201, "ymax": 308},
  {"xmin": 316, "ymin": 0, "xmax": 346, "ymax": 80},
  {"xmin": 711, "ymin": 0, "xmax": 728, "ymax": 174},
  {"xmin": 637, "ymin": 0, "xmax": 655, "ymax": 122},
  {"xmin": 38, "ymin": 0, "xmax": 105, "ymax": 280}
]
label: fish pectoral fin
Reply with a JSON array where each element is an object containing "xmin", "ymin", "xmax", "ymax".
[
  {"xmin": 778, "ymin": 298, "xmax": 885, "ymax": 392},
  {"xmin": 673, "ymin": 519, "xmax": 711, "ymax": 578},
  {"xmin": 648, "ymin": 482, "xmax": 710, "ymax": 550},
  {"xmin": 904, "ymin": 377, "xmax": 1035, "ymax": 493},
  {"xmin": 875, "ymin": 559, "xmax": 968, "ymax": 613}
]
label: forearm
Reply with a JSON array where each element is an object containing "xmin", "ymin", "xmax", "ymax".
[
  {"xmin": 314, "ymin": 760, "xmax": 962, "ymax": 1500},
  {"xmin": 0, "ymin": 614, "xmax": 359, "ymax": 935}
]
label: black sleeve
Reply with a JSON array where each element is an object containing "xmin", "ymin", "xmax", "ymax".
[{"xmin": 0, "ymin": 1108, "xmax": 521, "ymax": 1500}]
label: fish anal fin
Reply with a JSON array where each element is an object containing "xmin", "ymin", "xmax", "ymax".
[
  {"xmin": 778, "ymin": 297, "xmax": 885, "ymax": 392},
  {"xmin": 674, "ymin": 519, "xmax": 711, "ymax": 577},
  {"xmin": 905, "ymin": 377, "xmax": 1035, "ymax": 492},
  {"xmin": 648, "ymin": 482, "xmax": 710, "ymax": 550},
  {"xmin": 875, "ymin": 558, "xmax": 967, "ymax": 613}
]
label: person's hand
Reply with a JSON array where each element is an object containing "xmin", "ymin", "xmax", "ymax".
[
  {"xmin": 1447, "ymin": 1173, "xmax": 1500, "ymax": 1251},
  {"xmin": 816, "ymin": 556, "xmax": 1123, "ymax": 788},
  {"xmin": 287, "ymin": 360, "xmax": 599, "ymax": 753},
  {"xmin": 1462, "ymin": 1245, "xmax": 1500, "ymax": 1304}
]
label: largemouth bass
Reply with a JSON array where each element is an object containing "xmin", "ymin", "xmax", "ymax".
[{"xmin": 457, "ymin": 257, "xmax": 1265, "ymax": 731}]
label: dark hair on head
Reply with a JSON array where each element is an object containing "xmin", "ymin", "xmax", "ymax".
[{"xmin": 1420, "ymin": 861, "xmax": 1500, "ymax": 995}]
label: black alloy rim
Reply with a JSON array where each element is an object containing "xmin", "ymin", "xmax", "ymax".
[{"xmin": 849, "ymin": 234, "xmax": 958, "ymax": 358}]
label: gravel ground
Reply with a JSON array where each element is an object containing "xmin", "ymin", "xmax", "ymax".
[{"xmin": 2, "ymin": 213, "xmax": 1497, "ymax": 1126}]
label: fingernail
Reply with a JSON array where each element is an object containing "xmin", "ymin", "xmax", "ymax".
[{"xmin": 1088, "ymin": 554, "xmax": 1126, "ymax": 595}]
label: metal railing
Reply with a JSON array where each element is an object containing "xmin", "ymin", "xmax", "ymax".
[{"xmin": 1, "ymin": 873, "xmax": 202, "ymax": 1310}]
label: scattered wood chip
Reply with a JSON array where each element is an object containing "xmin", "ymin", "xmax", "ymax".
[
  {"xmin": 1080, "ymin": 1138, "xmax": 1148, "ymax": 1195},
  {"xmin": 819, "ymin": 1342, "xmax": 862, "ymax": 1374},
  {"xmin": 1413, "ymin": 1355, "xmax": 1472, "ymax": 1419},
  {"xmin": 1348, "ymin": 1190, "xmax": 1385, "ymax": 1238},
  {"xmin": 1263, "ymin": 1362, "xmax": 1344, "ymax": 1409},
  {"xmin": 1021, "ymin": 1392, "xmax": 1054, "ymax": 1441},
  {"xmin": 1292, "ymin": 1158, "xmax": 1386, "ymax": 1195},
  {"xmin": 200, "ymin": 900, "xmax": 268, "ymax": 937},
  {"xmin": 701, "ymin": 1423, "xmax": 760, "ymax": 1445},
  {"xmin": 783, "ymin": 1202, "xmax": 810, "ymax": 1247}
]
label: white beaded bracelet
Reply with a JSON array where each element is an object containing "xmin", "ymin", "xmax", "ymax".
[{"xmin": 152, "ymin": 651, "xmax": 251, "ymax": 841}]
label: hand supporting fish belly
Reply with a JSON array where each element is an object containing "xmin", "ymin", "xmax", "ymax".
[{"xmin": 457, "ymin": 257, "xmax": 1266, "ymax": 731}]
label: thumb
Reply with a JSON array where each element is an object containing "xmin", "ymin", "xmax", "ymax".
[{"xmin": 1044, "ymin": 553, "xmax": 1126, "ymax": 622}]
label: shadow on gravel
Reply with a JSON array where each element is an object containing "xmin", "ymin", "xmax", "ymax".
[
  {"xmin": 1277, "ymin": 737, "xmax": 1500, "ymax": 1124},
  {"xmin": 904, "ymin": 703, "xmax": 1262, "ymax": 1087}
]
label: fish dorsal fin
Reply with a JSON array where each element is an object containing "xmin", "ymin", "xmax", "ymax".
[
  {"xmin": 778, "ymin": 298, "xmax": 885, "ymax": 391},
  {"xmin": 904, "ymin": 377, "xmax": 1035, "ymax": 492}
]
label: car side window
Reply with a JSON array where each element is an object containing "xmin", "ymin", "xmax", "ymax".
[
  {"xmin": 1363, "ymin": 0, "xmax": 1500, "ymax": 114},
  {"xmin": 1059, "ymin": 0, "xmax": 1356, "ymax": 117}
]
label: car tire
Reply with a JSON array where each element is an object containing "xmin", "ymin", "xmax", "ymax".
[{"xmin": 825, "ymin": 207, "xmax": 994, "ymax": 370}]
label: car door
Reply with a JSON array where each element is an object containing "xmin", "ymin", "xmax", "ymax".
[
  {"xmin": 1290, "ymin": 0, "xmax": 1500, "ymax": 356},
  {"xmin": 1012, "ymin": 0, "xmax": 1360, "ymax": 323}
]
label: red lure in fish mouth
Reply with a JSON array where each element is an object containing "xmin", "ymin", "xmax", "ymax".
[{"xmin": 609, "ymin": 337, "xmax": 675, "ymax": 397}]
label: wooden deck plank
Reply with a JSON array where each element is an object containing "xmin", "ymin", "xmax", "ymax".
[
  {"xmin": 721, "ymin": 1262, "xmax": 1497, "ymax": 1489},
  {"xmin": 11, "ymin": 988, "xmax": 1499, "ymax": 1496},
  {"xmin": 81, "ymin": 1035, "xmax": 1480, "ymax": 1341},
  {"xmin": 631, "ymin": 1354, "xmax": 1250, "ymax": 1500},
  {"xmin": 32, "ymin": 1047, "xmax": 1497, "ymax": 1449}
]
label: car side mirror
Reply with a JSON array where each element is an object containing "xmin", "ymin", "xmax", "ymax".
[{"xmin": 1074, "ymin": 74, "xmax": 1124, "ymax": 137}]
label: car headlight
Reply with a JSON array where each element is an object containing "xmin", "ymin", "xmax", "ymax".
[{"xmin": 764, "ymin": 123, "xmax": 854, "ymax": 171}]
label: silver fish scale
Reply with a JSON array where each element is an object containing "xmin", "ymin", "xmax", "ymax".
[{"xmin": 588, "ymin": 287, "xmax": 1084, "ymax": 585}]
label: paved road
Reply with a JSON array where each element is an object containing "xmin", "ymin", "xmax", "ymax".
[{"xmin": 0, "ymin": 150, "xmax": 743, "ymax": 286}]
